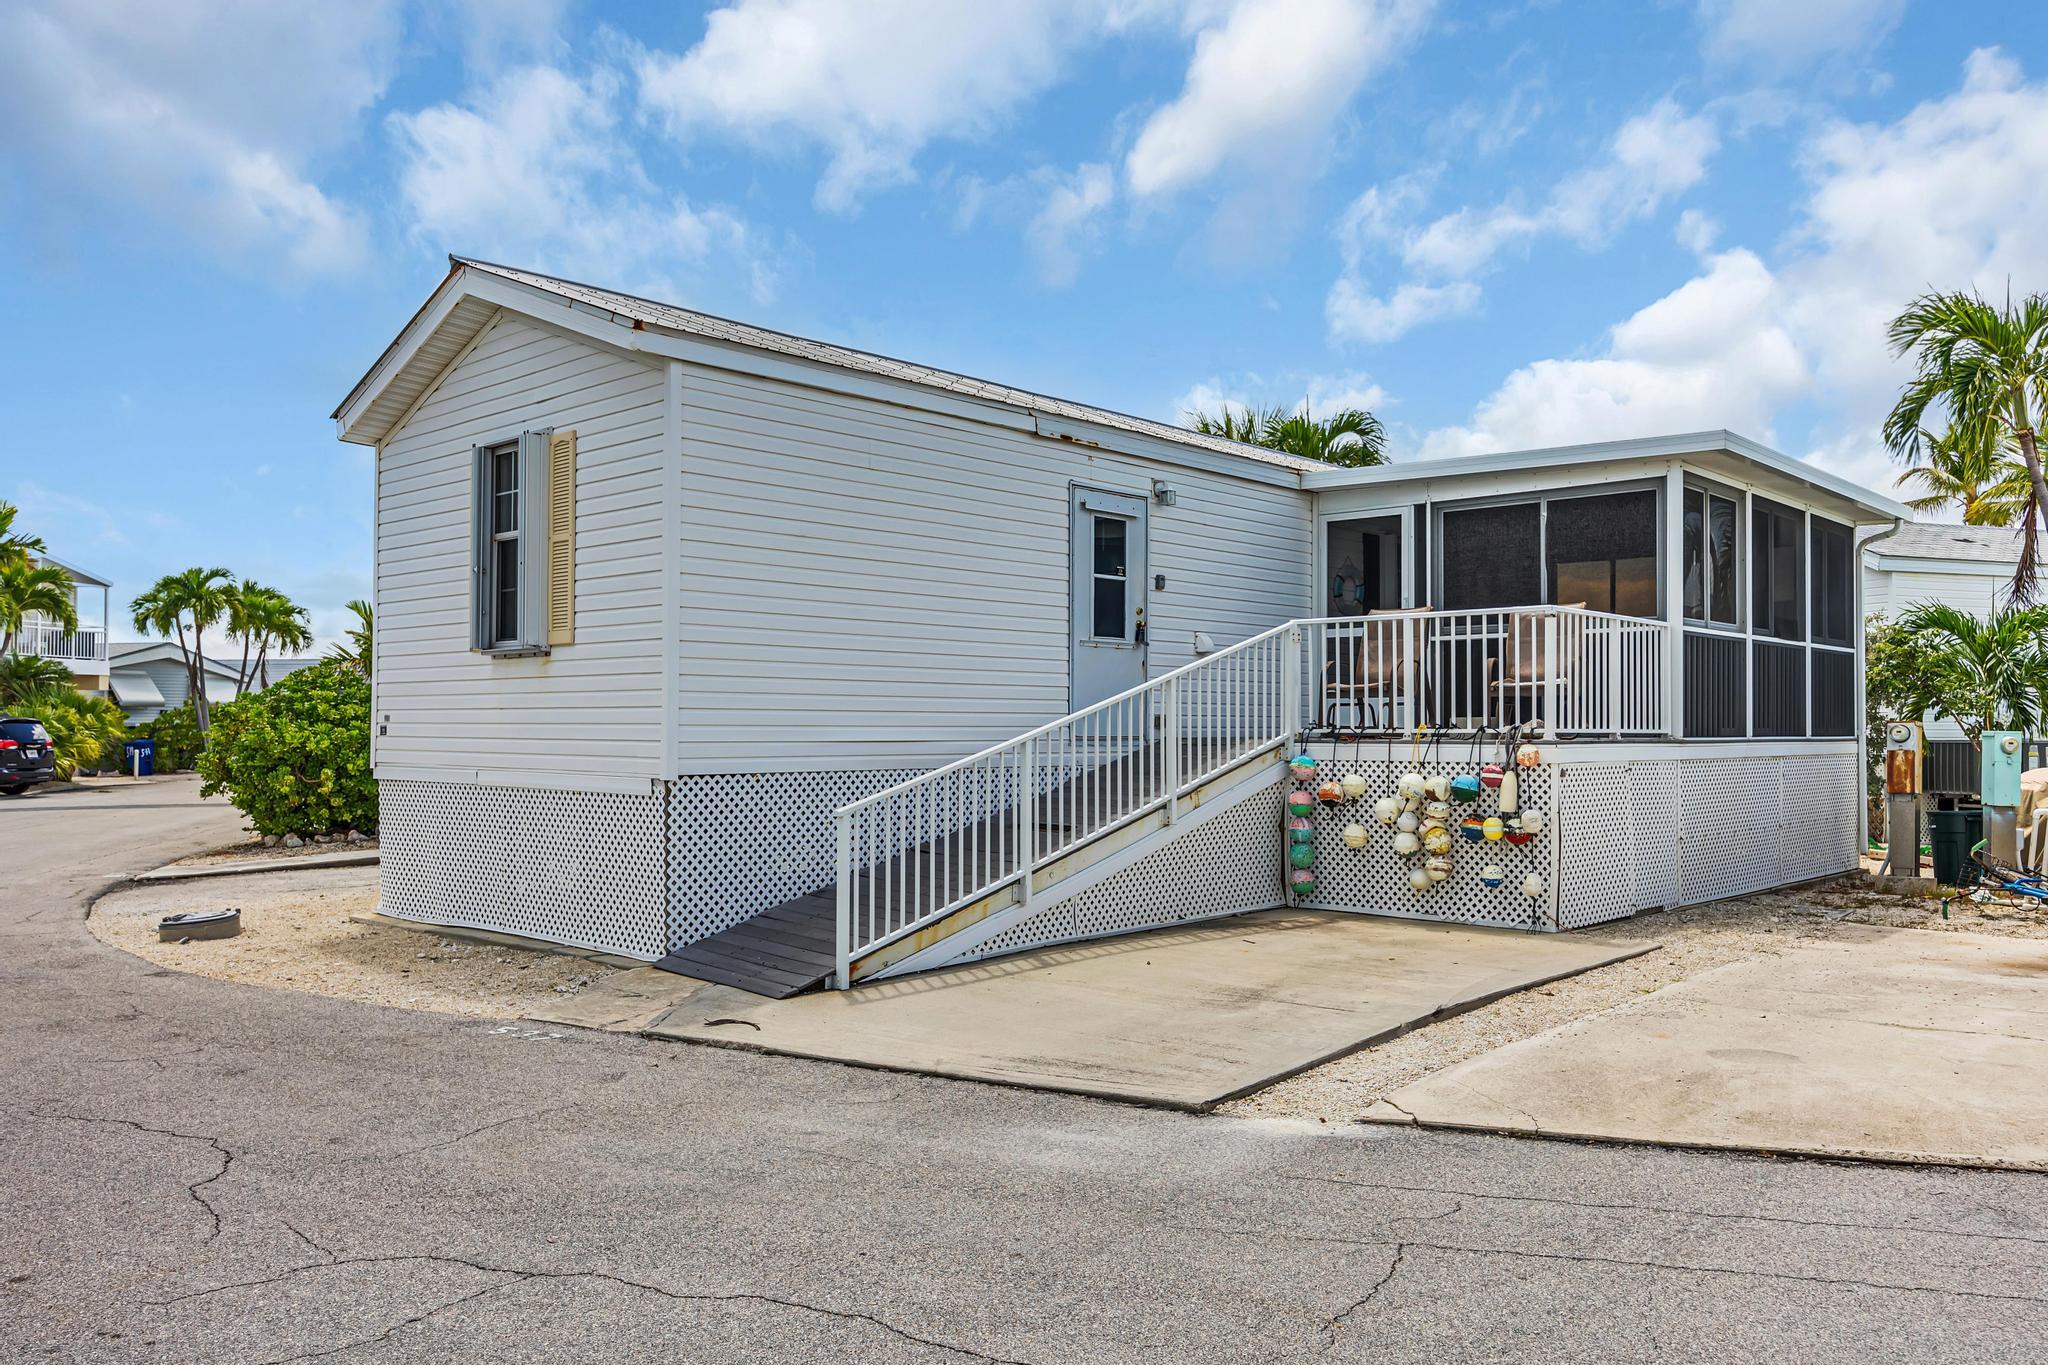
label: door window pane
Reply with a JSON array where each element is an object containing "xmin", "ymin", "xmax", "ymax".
[
  {"xmin": 1683, "ymin": 488, "xmax": 1705, "ymax": 619},
  {"xmin": 1441, "ymin": 503, "xmax": 1540, "ymax": 609},
  {"xmin": 1546, "ymin": 490, "xmax": 1658, "ymax": 617},
  {"xmin": 1091, "ymin": 514, "xmax": 1127, "ymax": 639},
  {"xmin": 1709, "ymin": 495, "xmax": 1737, "ymax": 624}
]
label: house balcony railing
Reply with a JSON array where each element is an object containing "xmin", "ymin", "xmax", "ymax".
[{"xmin": 7, "ymin": 623, "xmax": 107, "ymax": 664}]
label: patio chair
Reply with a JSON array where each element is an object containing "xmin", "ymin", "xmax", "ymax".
[
  {"xmin": 1321, "ymin": 609, "xmax": 1429, "ymax": 733},
  {"xmin": 1488, "ymin": 604, "xmax": 1584, "ymax": 734}
]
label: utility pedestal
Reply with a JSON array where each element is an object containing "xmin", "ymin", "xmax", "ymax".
[
  {"xmin": 1882, "ymin": 722, "xmax": 1923, "ymax": 878},
  {"xmin": 1982, "ymin": 730, "xmax": 2023, "ymax": 868}
]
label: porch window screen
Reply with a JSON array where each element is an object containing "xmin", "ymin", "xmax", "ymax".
[
  {"xmin": 1546, "ymin": 490, "xmax": 1657, "ymax": 617},
  {"xmin": 1751, "ymin": 498, "xmax": 1804, "ymax": 641},
  {"xmin": 1810, "ymin": 517, "xmax": 1854, "ymax": 647},
  {"xmin": 1682, "ymin": 487, "xmax": 1739, "ymax": 626},
  {"xmin": 1440, "ymin": 503, "xmax": 1539, "ymax": 610}
]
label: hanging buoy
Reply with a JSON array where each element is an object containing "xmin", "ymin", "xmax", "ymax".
[
  {"xmin": 1290, "ymin": 752, "xmax": 1318, "ymax": 779},
  {"xmin": 1497, "ymin": 766, "xmax": 1519, "ymax": 816},
  {"xmin": 1287, "ymin": 789, "xmax": 1315, "ymax": 817},
  {"xmin": 1425, "ymin": 774, "xmax": 1451, "ymax": 801},
  {"xmin": 1317, "ymin": 779, "xmax": 1345, "ymax": 806},
  {"xmin": 1289, "ymin": 843, "xmax": 1316, "ymax": 869},
  {"xmin": 1341, "ymin": 773, "xmax": 1368, "ymax": 800},
  {"xmin": 1423, "ymin": 799, "xmax": 1451, "ymax": 823},
  {"xmin": 1520, "ymin": 808, "xmax": 1545, "ymax": 835},
  {"xmin": 1480, "ymin": 763, "xmax": 1504, "ymax": 790},
  {"xmin": 1408, "ymin": 866, "xmax": 1432, "ymax": 891},
  {"xmin": 1523, "ymin": 872, "xmax": 1546, "ymax": 899},
  {"xmin": 1372, "ymin": 796, "xmax": 1399, "ymax": 826},
  {"xmin": 1342, "ymin": 823, "xmax": 1369, "ymax": 850},
  {"xmin": 1422, "ymin": 825, "xmax": 1452, "ymax": 855},
  {"xmin": 1289, "ymin": 867, "xmax": 1317, "ymax": 897},
  {"xmin": 1517, "ymin": 748, "xmax": 1542, "ymax": 768},
  {"xmin": 1425, "ymin": 854, "xmax": 1453, "ymax": 883},
  {"xmin": 1482, "ymin": 816, "xmax": 1505, "ymax": 841},
  {"xmin": 1479, "ymin": 864, "xmax": 1505, "ymax": 889},
  {"xmin": 1287, "ymin": 816, "xmax": 1314, "ymax": 845},
  {"xmin": 1396, "ymin": 810, "xmax": 1420, "ymax": 834},
  {"xmin": 1397, "ymin": 772, "xmax": 1427, "ymax": 799},
  {"xmin": 1450, "ymin": 773, "xmax": 1482, "ymax": 803},
  {"xmin": 1392, "ymin": 830, "xmax": 1420, "ymax": 856},
  {"xmin": 1459, "ymin": 815, "xmax": 1486, "ymax": 843}
]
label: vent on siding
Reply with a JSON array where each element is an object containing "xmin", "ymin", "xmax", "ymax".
[{"xmin": 547, "ymin": 428, "xmax": 576, "ymax": 646}]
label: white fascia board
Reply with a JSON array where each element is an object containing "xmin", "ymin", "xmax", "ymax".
[
  {"xmin": 333, "ymin": 271, "xmax": 472, "ymax": 442},
  {"xmin": 345, "ymin": 268, "xmax": 1307, "ymax": 489},
  {"xmin": 1304, "ymin": 430, "xmax": 1909, "ymax": 523},
  {"xmin": 1863, "ymin": 554, "xmax": 2015, "ymax": 575}
]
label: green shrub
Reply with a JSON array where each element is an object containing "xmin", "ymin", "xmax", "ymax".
[
  {"xmin": 140, "ymin": 703, "xmax": 204, "ymax": 772},
  {"xmin": 194, "ymin": 659, "xmax": 375, "ymax": 836}
]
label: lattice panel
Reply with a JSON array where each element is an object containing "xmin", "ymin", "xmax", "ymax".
[
  {"xmin": 1554, "ymin": 764, "xmax": 1638, "ymax": 929},
  {"xmin": 956, "ymin": 780, "xmax": 1285, "ymax": 962},
  {"xmin": 667, "ymin": 769, "xmax": 921, "ymax": 950},
  {"xmin": 1777, "ymin": 752, "xmax": 1859, "ymax": 883},
  {"xmin": 1671, "ymin": 757, "xmax": 1781, "ymax": 905},
  {"xmin": 1296, "ymin": 757, "xmax": 1557, "ymax": 932},
  {"xmin": 1628, "ymin": 760, "xmax": 1681, "ymax": 912},
  {"xmin": 380, "ymin": 779, "xmax": 668, "ymax": 960}
]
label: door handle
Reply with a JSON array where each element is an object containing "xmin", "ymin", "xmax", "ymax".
[{"xmin": 1134, "ymin": 609, "xmax": 1147, "ymax": 646}]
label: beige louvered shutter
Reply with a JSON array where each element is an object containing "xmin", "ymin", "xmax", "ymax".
[{"xmin": 546, "ymin": 428, "xmax": 576, "ymax": 646}]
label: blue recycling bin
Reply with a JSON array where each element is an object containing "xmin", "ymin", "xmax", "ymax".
[{"xmin": 122, "ymin": 738, "xmax": 155, "ymax": 777}]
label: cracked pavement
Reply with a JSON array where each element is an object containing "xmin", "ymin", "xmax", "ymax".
[{"xmin": 7, "ymin": 776, "xmax": 2048, "ymax": 1362}]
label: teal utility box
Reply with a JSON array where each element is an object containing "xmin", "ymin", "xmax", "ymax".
[{"xmin": 1982, "ymin": 731, "xmax": 2025, "ymax": 808}]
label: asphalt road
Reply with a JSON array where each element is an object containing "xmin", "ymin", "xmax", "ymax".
[{"xmin": 6, "ymin": 776, "xmax": 2048, "ymax": 1363}]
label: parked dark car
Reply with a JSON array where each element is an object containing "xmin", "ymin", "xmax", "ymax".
[{"xmin": 0, "ymin": 717, "xmax": 57, "ymax": 795}]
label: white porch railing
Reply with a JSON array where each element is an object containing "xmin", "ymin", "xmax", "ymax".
[
  {"xmin": 6, "ymin": 623, "xmax": 106, "ymax": 664},
  {"xmin": 831, "ymin": 607, "xmax": 1671, "ymax": 988}
]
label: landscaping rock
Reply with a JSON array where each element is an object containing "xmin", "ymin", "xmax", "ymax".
[
  {"xmin": 281, "ymin": 834, "xmax": 303, "ymax": 849},
  {"xmin": 262, "ymin": 835, "xmax": 280, "ymax": 848},
  {"xmin": 345, "ymin": 830, "xmax": 367, "ymax": 844}
]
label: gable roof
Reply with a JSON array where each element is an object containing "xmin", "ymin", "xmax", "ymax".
[
  {"xmin": 335, "ymin": 257, "xmax": 1324, "ymax": 476},
  {"xmin": 35, "ymin": 553, "xmax": 109, "ymax": 588},
  {"xmin": 110, "ymin": 641, "xmax": 241, "ymax": 677},
  {"xmin": 1871, "ymin": 522, "xmax": 2022, "ymax": 565}
]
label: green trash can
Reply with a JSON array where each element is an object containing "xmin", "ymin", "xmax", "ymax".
[{"xmin": 1929, "ymin": 806, "xmax": 1983, "ymax": 886}]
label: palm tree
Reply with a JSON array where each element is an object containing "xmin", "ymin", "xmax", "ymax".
[
  {"xmin": 1894, "ymin": 426, "xmax": 2031, "ymax": 525},
  {"xmin": 0, "ymin": 653, "xmax": 73, "ymax": 708},
  {"xmin": 1891, "ymin": 602, "xmax": 2048, "ymax": 742},
  {"xmin": 327, "ymin": 599, "xmax": 373, "ymax": 675},
  {"xmin": 245, "ymin": 585, "xmax": 313, "ymax": 690},
  {"xmin": 1885, "ymin": 290, "xmax": 2048, "ymax": 602},
  {"xmin": 0, "ymin": 560, "xmax": 79, "ymax": 656},
  {"xmin": 130, "ymin": 567, "xmax": 234, "ymax": 734},
  {"xmin": 0, "ymin": 501, "xmax": 45, "ymax": 569},
  {"xmin": 1185, "ymin": 399, "xmax": 1388, "ymax": 467}
]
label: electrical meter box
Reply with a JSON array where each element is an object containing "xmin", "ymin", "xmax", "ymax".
[
  {"xmin": 1883, "ymin": 722, "xmax": 1923, "ymax": 795},
  {"xmin": 1983, "ymin": 731, "xmax": 2025, "ymax": 808}
]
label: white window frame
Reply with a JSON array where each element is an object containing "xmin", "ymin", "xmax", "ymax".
[
  {"xmin": 471, "ymin": 431, "xmax": 551, "ymax": 657},
  {"xmin": 1682, "ymin": 477, "xmax": 1745, "ymax": 632}
]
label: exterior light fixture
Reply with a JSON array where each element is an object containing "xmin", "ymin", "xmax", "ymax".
[{"xmin": 1151, "ymin": 478, "xmax": 1177, "ymax": 505}]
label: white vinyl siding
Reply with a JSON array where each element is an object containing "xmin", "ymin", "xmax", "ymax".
[
  {"xmin": 672, "ymin": 361, "xmax": 1311, "ymax": 771},
  {"xmin": 1862, "ymin": 564, "xmax": 2008, "ymax": 621},
  {"xmin": 376, "ymin": 314, "xmax": 667, "ymax": 781}
]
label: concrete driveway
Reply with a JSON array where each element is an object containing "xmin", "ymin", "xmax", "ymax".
[
  {"xmin": 1366, "ymin": 925, "xmax": 2048, "ymax": 1169},
  {"xmin": 12, "ymin": 777, "xmax": 2048, "ymax": 1362}
]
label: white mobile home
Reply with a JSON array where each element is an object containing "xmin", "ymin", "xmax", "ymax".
[{"xmin": 336, "ymin": 260, "xmax": 1905, "ymax": 995}]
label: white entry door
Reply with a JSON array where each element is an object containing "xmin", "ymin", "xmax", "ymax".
[{"xmin": 1070, "ymin": 487, "xmax": 1149, "ymax": 713}]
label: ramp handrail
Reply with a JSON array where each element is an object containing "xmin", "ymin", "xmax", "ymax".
[{"xmin": 832, "ymin": 607, "xmax": 1671, "ymax": 988}]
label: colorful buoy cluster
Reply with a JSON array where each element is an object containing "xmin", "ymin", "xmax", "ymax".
[
  {"xmin": 1363, "ymin": 748, "xmax": 1547, "ymax": 901},
  {"xmin": 1285, "ymin": 752, "xmax": 1323, "ymax": 898}
]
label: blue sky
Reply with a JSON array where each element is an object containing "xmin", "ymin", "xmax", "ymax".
[{"xmin": 3, "ymin": 0, "xmax": 2045, "ymax": 645}]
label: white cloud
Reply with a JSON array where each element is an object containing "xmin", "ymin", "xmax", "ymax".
[
  {"xmin": 636, "ymin": 0, "xmax": 1111, "ymax": 212},
  {"xmin": 1025, "ymin": 164, "xmax": 1115, "ymax": 288},
  {"xmin": 1419, "ymin": 49, "xmax": 2048, "ymax": 485},
  {"xmin": 1124, "ymin": 0, "xmax": 1435, "ymax": 199},
  {"xmin": 1419, "ymin": 249, "xmax": 1806, "ymax": 458},
  {"xmin": 392, "ymin": 65, "xmax": 776, "ymax": 304},
  {"xmin": 1329, "ymin": 98, "xmax": 1718, "ymax": 342},
  {"xmin": 0, "ymin": 0, "xmax": 397, "ymax": 276},
  {"xmin": 1173, "ymin": 370, "xmax": 1389, "ymax": 425},
  {"xmin": 1697, "ymin": 0, "xmax": 1904, "ymax": 72},
  {"xmin": 1674, "ymin": 208, "xmax": 1721, "ymax": 254}
]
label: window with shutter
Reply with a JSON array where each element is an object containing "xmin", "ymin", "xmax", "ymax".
[{"xmin": 546, "ymin": 428, "xmax": 576, "ymax": 646}]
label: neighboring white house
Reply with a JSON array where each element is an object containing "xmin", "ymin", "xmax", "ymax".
[
  {"xmin": 333, "ymin": 258, "xmax": 1906, "ymax": 993},
  {"xmin": 1863, "ymin": 522, "xmax": 2021, "ymax": 740},
  {"xmin": 110, "ymin": 642, "xmax": 320, "ymax": 724},
  {"xmin": 4, "ymin": 554, "xmax": 111, "ymax": 693}
]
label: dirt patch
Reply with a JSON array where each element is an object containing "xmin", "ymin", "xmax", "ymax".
[
  {"xmin": 1224, "ymin": 876, "xmax": 2048, "ymax": 1123},
  {"xmin": 168, "ymin": 834, "xmax": 379, "ymax": 867},
  {"xmin": 88, "ymin": 865, "xmax": 615, "ymax": 1020}
]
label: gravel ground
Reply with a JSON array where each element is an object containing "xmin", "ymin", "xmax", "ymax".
[
  {"xmin": 1225, "ymin": 875, "xmax": 2048, "ymax": 1123},
  {"xmin": 87, "ymin": 865, "xmax": 614, "ymax": 1019}
]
